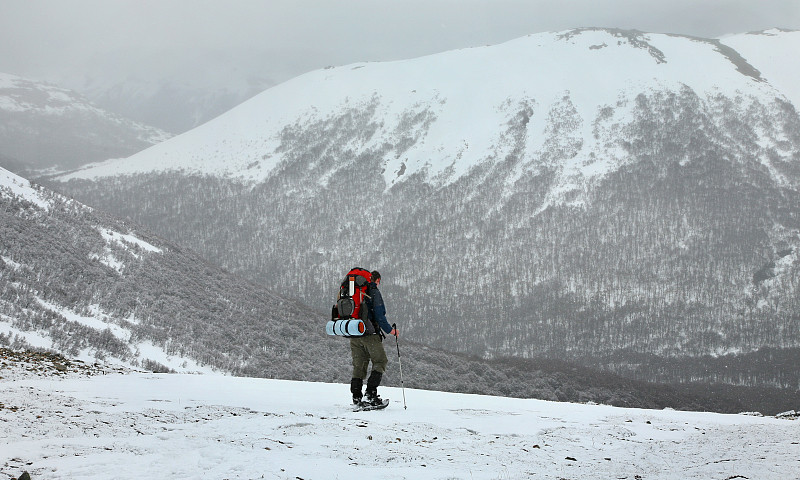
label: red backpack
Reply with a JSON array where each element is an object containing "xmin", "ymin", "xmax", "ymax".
[{"xmin": 328, "ymin": 267, "xmax": 375, "ymax": 337}]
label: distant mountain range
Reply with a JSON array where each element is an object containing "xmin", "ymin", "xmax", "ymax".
[
  {"xmin": 49, "ymin": 29, "xmax": 800, "ymax": 391},
  {"xmin": 52, "ymin": 47, "xmax": 285, "ymax": 133},
  {"xmin": 0, "ymin": 72, "xmax": 170, "ymax": 175}
]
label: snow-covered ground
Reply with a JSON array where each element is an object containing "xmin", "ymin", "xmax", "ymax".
[
  {"xmin": 0, "ymin": 167, "xmax": 51, "ymax": 210},
  {"xmin": 1, "ymin": 353, "xmax": 797, "ymax": 480}
]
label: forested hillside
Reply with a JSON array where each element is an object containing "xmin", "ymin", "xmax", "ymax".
[{"xmin": 11, "ymin": 166, "xmax": 785, "ymax": 412}]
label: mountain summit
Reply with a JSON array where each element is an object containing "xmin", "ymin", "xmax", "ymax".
[{"xmin": 54, "ymin": 29, "xmax": 800, "ymax": 389}]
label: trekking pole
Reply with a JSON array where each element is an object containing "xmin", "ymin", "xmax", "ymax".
[{"xmin": 392, "ymin": 323, "xmax": 407, "ymax": 410}]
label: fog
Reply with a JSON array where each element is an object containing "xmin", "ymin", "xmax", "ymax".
[
  {"xmin": 2, "ymin": 0, "xmax": 798, "ymax": 132},
  {"xmin": 4, "ymin": 1, "xmax": 799, "ymax": 73}
]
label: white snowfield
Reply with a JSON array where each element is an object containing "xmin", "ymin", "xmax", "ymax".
[{"xmin": 1, "ymin": 362, "xmax": 797, "ymax": 480}]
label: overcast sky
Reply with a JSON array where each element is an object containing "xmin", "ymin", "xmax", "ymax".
[{"xmin": 1, "ymin": 0, "xmax": 799, "ymax": 88}]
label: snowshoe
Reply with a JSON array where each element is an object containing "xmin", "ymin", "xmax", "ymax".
[{"xmin": 353, "ymin": 398, "xmax": 389, "ymax": 412}]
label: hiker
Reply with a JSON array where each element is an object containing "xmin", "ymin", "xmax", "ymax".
[{"xmin": 350, "ymin": 270, "xmax": 397, "ymax": 406}]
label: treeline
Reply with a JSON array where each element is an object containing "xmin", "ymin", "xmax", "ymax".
[{"xmin": 594, "ymin": 347, "xmax": 800, "ymax": 390}]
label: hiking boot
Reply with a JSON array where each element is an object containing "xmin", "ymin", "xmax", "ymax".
[
  {"xmin": 364, "ymin": 370, "xmax": 384, "ymax": 405},
  {"xmin": 364, "ymin": 392, "xmax": 384, "ymax": 406},
  {"xmin": 350, "ymin": 377, "xmax": 363, "ymax": 404}
]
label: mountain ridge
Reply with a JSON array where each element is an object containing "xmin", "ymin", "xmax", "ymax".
[{"xmin": 58, "ymin": 28, "xmax": 790, "ymax": 185}]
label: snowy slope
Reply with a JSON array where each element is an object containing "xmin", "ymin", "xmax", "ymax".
[
  {"xmin": 59, "ymin": 29, "xmax": 786, "ymax": 186},
  {"xmin": 2, "ymin": 164, "xmax": 321, "ymax": 377},
  {"xmin": 721, "ymin": 29, "xmax": 800, "ymax": 110},
  {"xmin": 0, "ymin": 165, "xmax": 51, "ymax": 210},
  {"xmin": 1, "ymin": 357, "xmax": 798, "ymax": 480},
  {"xmin": 0, "ymin": 167, "xmax": 217, "ymax": 374}
]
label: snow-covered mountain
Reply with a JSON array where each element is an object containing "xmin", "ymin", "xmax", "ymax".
[
  {"xmin": 52, "ymin": 29, "xmax": 800, "ymax": 389},
  {"xmin": 57, "ymin": 29, "xmax": 791, "ymax": 183},
  {"xmin": 2, "ymin": 356, "xmax": 798, "ymax": 480},
  {"xmin": 0, "ymin": 72, "xmax": 171, "ymax": 174}
]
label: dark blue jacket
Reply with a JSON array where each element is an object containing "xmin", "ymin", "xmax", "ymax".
[{"xmin": 367, "ymin": 282, "xmax": 392, "ymax": 335}]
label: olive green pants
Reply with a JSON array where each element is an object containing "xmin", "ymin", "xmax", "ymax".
[{"xmin": 350, "ymin": 334, "xmax": 388, "ymax": 379}]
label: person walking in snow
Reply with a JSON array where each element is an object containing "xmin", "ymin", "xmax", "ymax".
[{"xmin": 350, "ymin": 270, "xmax": 397, "ymax": 406}]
